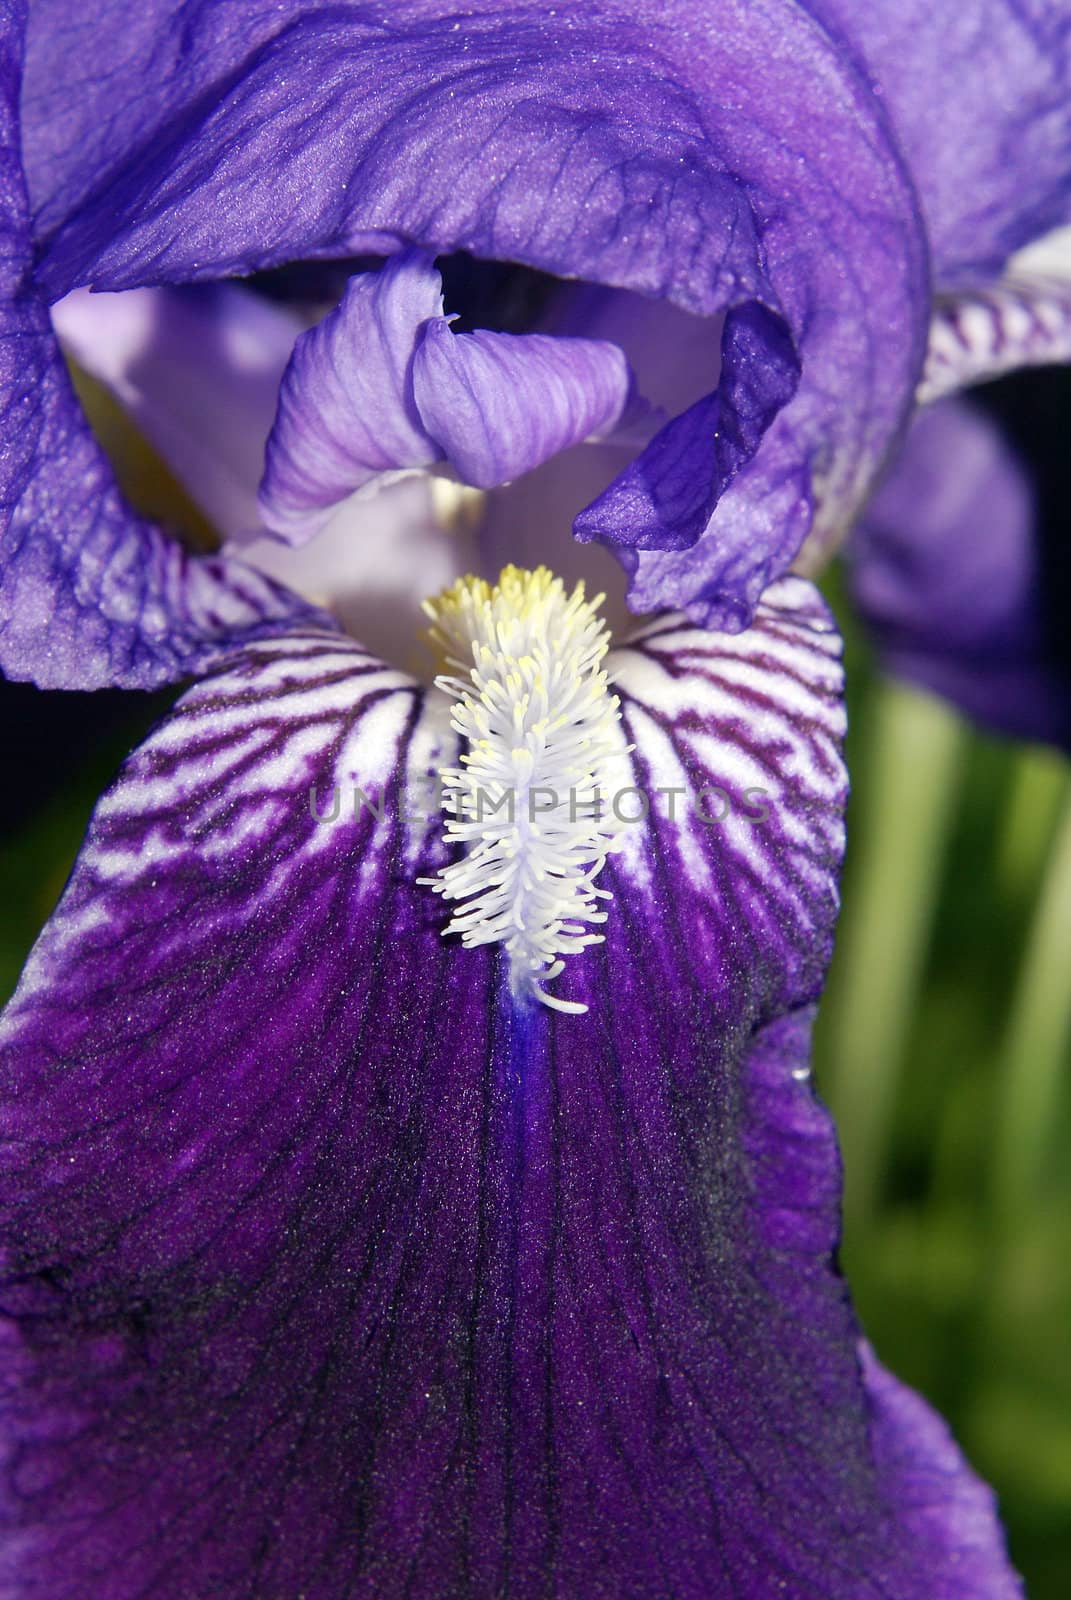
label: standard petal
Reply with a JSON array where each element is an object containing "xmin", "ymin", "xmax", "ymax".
[
  {"xmin": 0, "ymin": 14, "xmax": 326, "ymax": 690},
  {"xmin": 21, "ymin": 1, "xmax": 928, "ymax": 630},
  {"xmin": 0, "ymin": 580, "xmax": 1017, "ymax": 1596},
  {"xmin": 849, "ymin": 398, "xmax": 1071, "ymax": 749},
  {"xmin": 810, "ymin": 0, "xmax": 1071, "ymax": 279}
]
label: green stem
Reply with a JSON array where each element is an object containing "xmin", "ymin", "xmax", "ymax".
[
  {"xmin": 991, "ymin": 781, "xmax": 1071, "ymax": 1236},
  {"xmin": 995, "ymin": 746, "xmax": 1069, "ymax": 907},
  {"xmin": 823, "ymin": 682, "xmax": 966, "ymax": 1234}
]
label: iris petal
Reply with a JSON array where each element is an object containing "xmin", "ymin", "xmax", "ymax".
[
  {"xmin": 600, "ymin": 578, "xmax": 844, "ymax": 1020},
  {"xmin": 808, "ymin": 0, "xmax": 1071, "ymax": 278},
  {"xmin": 411, "ymin": 318, "xmax": 633, "ymax": 491},
  {"xmin": 258, "ymin": 254, "xmax": 443, "ymax": 542},
  {"xmin": 0, "ymin": 579, "xmax": 1018, "ymax": 1596},
  {"xmin": 258, "ymin": 252, "xmax": 635, "ymax": 542},
  {"xmin": 920, "ymin": 274, "xmax": 1071, "ymax": 405},
  {"xmin": 19, "ymin": 2, "xmax": 928, "ymax": 628},
  {"xmin": 574, "ymin": 303, "xmax": 802, "ymax": 613},
  {"xmin": 53, "ymin": 281, "xmax": 483, "ymax": 659},
  {"xmin": 0, "ymin": 20, "xmax": 325, "ymax": 691},
  {"xmin": 860, "ymin": 1343, "xmax": 1024, "ymax": 1598},
  {"xmin": 850, "ymin": 398, "xmax": 1071, "ymax": 749},
  {"xmin": 51, "ymin": 283, "xmax": 303, "ymax": 541}
]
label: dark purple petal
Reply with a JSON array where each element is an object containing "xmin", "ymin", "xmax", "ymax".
[
  {"xmin": 577, "ymin": 391, "xmax": 726, "ymax": 553},
  {"xmin": 259, "ymin": 252, "xmax": 635, "ymax": 540},
  {"xmin": 0, "ymin": 14, "xmax": 327, "ymax": 690},
  {"xmin": 574, "ymin": 303, "xmax": 800, "ymax": 572},
  {"xmin": 607, "ymin": 577, "xmax": 844, "ymax": 999},
  {"xmin": 859, "ymin": 1344, "xmax": 1023, "ymax": 1597},
  {"xmin": 809, "ymin": 0, "xmax": 1071, "ymax": 279},
  {"xmin": 22, "ymin": 7, "xmax": 783, "ymax": 302},
  {"xmin": 20, "ymin": 2, "xmax": 928, "ymax": 628},
  {"xmin": 0, "ymin": 580, "xmax": 1018, "ymax": 1596},
  {"xmin": 613, "ymin": 439, "xmax": 815, "ymax": 631},
  {"xmin": 850, "ymin": 398, "xmax": 1071, "ymax": 748}
]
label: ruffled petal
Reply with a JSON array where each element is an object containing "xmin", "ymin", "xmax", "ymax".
[
  {"xmin": 25, "ymin": 1, "xmax": 1065, "ymax": 297},
  {"xmin": 0, "ymin": 578, "xmax": 1018, "ymax": 1596},
  {"xmin": 850, "ymin": 398, "xmax": 1071, "ymax": 748},
  {"xmin": 259, "ymin": 252, "xmax": 635, "ymax": 541},
  {"xmin": 859, "ymin": 1344, "xmax": 1023, "ymax": 1597},
  {"xmin": 21, "ymin": 6, "xmax": 802, "ymax": 303},
  {"xmin": 20, "ymin": 2, "xmax": 928, "ymax": 629},
  {"xmin": 573, "ymin": 303, "xmax": 801, "ymax": 600},
  {"xmin": 0, "ymin": 15, "xmax": 326, "ymax": 690}
]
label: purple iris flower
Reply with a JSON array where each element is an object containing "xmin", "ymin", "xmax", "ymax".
[
  {"xmin": 1, "ymin": 3, "xmax": 1070, "ymax": 1596},
  {"xmin": 842, "ymin": 215, "xmax": 1071, "ymax": 752}
]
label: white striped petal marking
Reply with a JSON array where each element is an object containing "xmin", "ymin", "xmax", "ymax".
[
  {"xmin": 419, "ymin": 567, "xmax": 844, "ymax": 1019},
  {"xmin": 608, "ymin": 574, "xmax": 845, "ymax": 1013},
  {"xmin": 920, "ymin": 275, "xmax": 1071, "ymax": 405},
  {"xmin": 13, "ymin": 574, "xmax": 844, "ymax": 1036}
]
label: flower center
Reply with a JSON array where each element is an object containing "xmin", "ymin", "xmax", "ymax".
[{"xmin": 421, "ymin": 565, "xmax": 626, "ymax": 1014}]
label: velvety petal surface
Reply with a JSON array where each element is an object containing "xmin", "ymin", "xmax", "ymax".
[
  {"xmin": 808, "ymin": 0, "xmax": 1071, "ymax": 280},
  {"xmin": 858, "ymin": 1343, "xmax": 1023, "ymax": 1596},
  {"xmin": 0, "ymin": 10, "xmax": 324, "ymax": 690},
  {"xmin": 259, "ymin": 252, "xmax": 634, "ymax": 541},
  {"xmin": 574, "ymin": 303, "xmax": 799, "ymax": 558},
  {"xmin": 0, "ymin": 579, "xmax": 1018, "ymax": 1597},
  {"xmin": 20, "ymin": 1, "xmax": 928, "ymax": 628},
  {"xmin": 850, "ymin": 398, "xmax": 1071, "ymax": 748}
]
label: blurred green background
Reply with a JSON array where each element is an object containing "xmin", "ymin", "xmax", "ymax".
[
  {"xmin": 0, "ymin": 375, "xmax": 1068, "ymax": 1593},
  {"xmin": 818, "ymin": 604, "xmax": 1071, "ymax": 1597}
]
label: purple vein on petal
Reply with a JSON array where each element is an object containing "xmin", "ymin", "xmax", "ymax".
[{"xmin": 0, "ymin": 576, "xmax": 1021, "ymax": 1595}]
